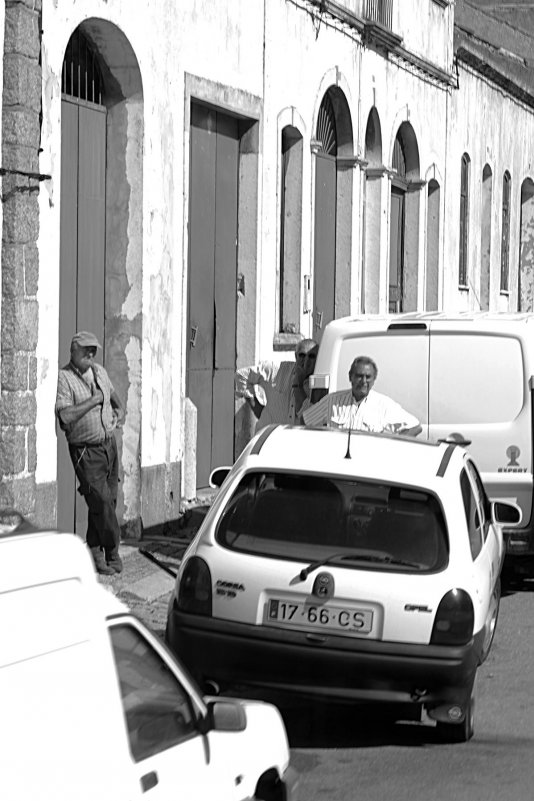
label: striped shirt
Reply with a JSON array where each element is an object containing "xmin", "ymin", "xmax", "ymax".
[
  {"xmin": 56, "ymin": 362, "xmax": 116, "ymax": 445},
  {"xmin": 235, "ymin": 361, "xmax": 308, "ymax": 431},
  {"xmin": 302, "ymin": 388, "xmax": 420, "ymax": 433}
]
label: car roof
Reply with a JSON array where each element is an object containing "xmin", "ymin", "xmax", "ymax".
[{"xmin": 238, "ymin": 425, "xmax": 466, "ymax": 491}]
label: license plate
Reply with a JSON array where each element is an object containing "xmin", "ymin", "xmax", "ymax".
[{"xmin": 267, "ymin": 598, "xmax": 374, "ymax": 636}]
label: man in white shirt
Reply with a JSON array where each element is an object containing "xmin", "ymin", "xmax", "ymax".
[
  {"xmin": 235, "ymin": 339, "xmax": 318, "ymax": 432},
  {"xmin": 302, "ymin": 355, "xmax": 421, "ymax": 436}
]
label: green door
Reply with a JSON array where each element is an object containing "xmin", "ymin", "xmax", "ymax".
[
  {"xmin": 313, "ymin": 152, "xmax": 336, "ymax": 341},
  {"xmin": 389, "ymin": 187, "xmax": 405, "ymax": 313},
  {"xmin": 187, "ymin": 103, "xmax": 238, "ymax": 488},
  {"xmin": 57, "ymin": 98, "xmax": 106, "ymax": 533}
]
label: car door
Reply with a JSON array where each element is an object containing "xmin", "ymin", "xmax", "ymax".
[
  {"xmin": 460, "ymin": 462, "xmax": 500, "ymax": 619},
  {"xmin": 465, "ymin": 459, "xmax": 503, "ymax": 589},
  {"xmin": 108, "ymin": 620, "xmax": 235, "ymax": 801}
]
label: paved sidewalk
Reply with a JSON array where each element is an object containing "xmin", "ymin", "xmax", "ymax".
[{"xmin": 98, "ymin": 503, "xmax": 211, "ymax": 635}]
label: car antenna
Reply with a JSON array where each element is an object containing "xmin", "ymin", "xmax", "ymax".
[{"xmin": 344, "ymin": 426, "xmax": 352, "ymax": 459}]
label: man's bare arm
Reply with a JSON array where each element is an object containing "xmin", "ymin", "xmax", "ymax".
[{"xmin": 58, "ymin": 389, "xmax": 103, "ymax": 428}]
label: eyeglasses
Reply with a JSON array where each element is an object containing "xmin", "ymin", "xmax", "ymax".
[
  {"xmin": 296, "ymin": 352, "xmax": 317, "ymax": 360},
  {"xmin": 351, "ymin": 372, "xmax": 374, "ymax": 382}
]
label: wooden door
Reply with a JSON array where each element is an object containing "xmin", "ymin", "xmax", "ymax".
[
  {"xmin": 57, "ymin": 98, "xmax": 106, "ymax": 533},
  {"xmin": 389, "ymin": 187, "xmax": 405, "ymax": 313},
  {"xmin": 313, "ymin": 152, "xmax": 336, "ymax": 341},
  {"xmin": 187, "ymin": 103, "xmax": 238, "ymax": 488}
]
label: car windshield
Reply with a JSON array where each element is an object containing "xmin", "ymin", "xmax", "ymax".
[{"xmin": 215, "ymin": 472, "xmax": 448, "ymax": 573}]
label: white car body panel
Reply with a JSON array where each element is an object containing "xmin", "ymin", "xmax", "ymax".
[{"xmin": 0, "ymin": 528, "xmax": 295, "ymax": 801}]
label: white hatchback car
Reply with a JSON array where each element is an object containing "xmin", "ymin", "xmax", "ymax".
[{"xmin": 166, "ymin": 425, "xmax": 521, "ymax": 742}]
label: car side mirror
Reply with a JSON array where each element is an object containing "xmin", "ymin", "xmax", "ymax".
[
  {"xmin": 490, "ymin": 500, "xmax": 522, "ymax": 528},
  {"xmin": 200, "ymin": 700, "xmax": 247, "ymax": 734},
  {"xmin": 209, "ymin": 467, "xmax": 231, "ymax": 489}
]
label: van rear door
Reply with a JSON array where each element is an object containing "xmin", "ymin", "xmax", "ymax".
[
  {"xmin": 332, "ymin": 321, "xmax": 430, "ymax": 437},
  {"xmin": 427, "ymin": 323, "xmax": 532, "ymax": 526}
]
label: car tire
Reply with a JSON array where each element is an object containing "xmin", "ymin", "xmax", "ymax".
[
  {"xmin": 435, "ymin": 678, "xmax": 475, "ymax": 744},
  {"xmin": 479, "ymin": 578, "xmax": 501, "ymax": 664}
]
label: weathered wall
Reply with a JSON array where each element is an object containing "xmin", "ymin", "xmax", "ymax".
[
  {"xmin": 7, "ymin": 0, "xmax": 534, "ymax": 535},
  {"xmin": 36, "ymin": 0, "xmax": 264, "ymax": 532},
  {"xmin": 445, "ymin": 61, "xmax": 534, "ymax": 310},
  {"xmin": 0, "ymin": 0, "xmax": 41, "ymax": 518}
]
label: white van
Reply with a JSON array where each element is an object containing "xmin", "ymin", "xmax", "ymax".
[
  {"xmin": 0, "ymin": 514, "xmax": 297, "ymax": 801},
  {"xmin": 309, "ymin": 312, "xmax": 534, "ymax": 570}
]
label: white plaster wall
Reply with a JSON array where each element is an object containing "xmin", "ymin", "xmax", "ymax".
[
  {"xmin": 33, "ymin": 0, "xmax": 534, "ymax": 524},
  {"xmin": 36, "ymin": 0, "xmax": 265, "ymax": 494},
  {"xmin": 395, "ymin": 0, "xmax": 454, "ymax": 74},
  {"xmin": 0, "ymin": 1, "xmax": 4, "ymax": 360},
  {"xmin": 261, "ymin": 0, "xmax": 452, "ymax": 355},
  {"xmin": 444, "ymin": 64, "xmax": 534, "ymax": 312},
  {"xmin": 262, "ymin": 0, "xmax": 362, "ymax": 358}
]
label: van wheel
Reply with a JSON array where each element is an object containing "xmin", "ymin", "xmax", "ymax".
[{"xmin": 436, "ymin": 680, "xmax": 475, "ymax": 743}]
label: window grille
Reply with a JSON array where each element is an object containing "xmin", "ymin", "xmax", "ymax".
[
  {"xmin": 316, "ymin": 93, "xmax": 337, "ymax": 156},
  {"xmin": 392, "ymin": 134, "xmax": 406, "ymax": 178},
  {"xmin": 365, "ymin": 0, "xmax": 393, "ymax": 29},
  {"xmin": 459, "ymin": 153, "xmax": 470, "ymax": 287},
  {"xmin": 501, "ymin": 171, "xmax": 511, "ymax": 292},
  {"xmin": 62, "ymin": 28, "xmax": 104, "ymax": 105}
]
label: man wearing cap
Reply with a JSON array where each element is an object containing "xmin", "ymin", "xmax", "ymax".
[{"xmin": 55, "ymin": 331, "xmax": 125, "ymax": 575}]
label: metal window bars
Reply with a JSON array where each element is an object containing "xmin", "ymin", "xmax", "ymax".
[
  {"xmin": 365, "ymin": 0, "xmax": 393, "ymax": 29},
  {"xmin": 61, "ymin": 28, "xmax": 104, "ymax": 105}
]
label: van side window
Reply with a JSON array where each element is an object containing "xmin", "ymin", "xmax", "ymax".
[
  {"xmin": 460, "ymin": 470, "xmax": 483, "ymax": 559},
  {"xmin": 110, "ymin": 624, "xmax": 197, "ymax": 763}
]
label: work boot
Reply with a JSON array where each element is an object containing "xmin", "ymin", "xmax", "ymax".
[
  {"xmin": 106, "ymin": 551, "xmax": 123, "ymax": 574},
  {"xmin": 90, "ymin": 547, "xmax": 115, "ymax": 576}
]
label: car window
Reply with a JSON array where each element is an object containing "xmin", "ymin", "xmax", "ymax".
[
  {"xmin": 460, "ymin": 469, "xmax": 483, "ymax": 559},
  {"xmin": 110, "ymin": 624, "xmax": 198, "ymax": 762},
  {"xmin": 465, "ymin": 460, "xmax": 490, "ymax": 541},
  {"xmin": 216, "ymin": 471, "xmax": 449, "ymax": 573}
]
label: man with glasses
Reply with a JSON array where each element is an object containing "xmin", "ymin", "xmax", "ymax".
[
  {"xmin": 55, "ymin": 331, "xmax": 125, "ymax": 575},
  {"xmin": 302, "ymin": 355, "xmax": 421, "ymax": 436},
  {"xmin": 235, "ymin": 338, "xmax": 318, "ymax": 433}
]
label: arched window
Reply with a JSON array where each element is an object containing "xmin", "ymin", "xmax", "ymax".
[
  {"xmin": 62, "ymin": 28, "xmax": 104, "ymax": 105},
  {"xmin": 279, "ymin": 126, "xmax": 303, "ymax": 334},
  {"xmin": 316, "ymin": 93, "xmax": 337, "ymax": 156},
  {"xmin": 501, "ymin": 171, "xmax": 511, "ymax": 292},
  {"xmin": 480, "ymin": 165, "xmax": 492, "ymax": 310},
  {"xmin": 425, "ymin": 179, "xmax": 440, "ymax": 310},
  {"xmin": 459, "ymin": 153, "xmax": 470, "ymax": 287}
]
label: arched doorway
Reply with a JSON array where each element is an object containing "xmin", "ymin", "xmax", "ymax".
[
  {"xmin": 312, "ymin": 86, "xmax": 353, "ymax": 340},
  {"xmin": 389, "ymin": 123, "xmax": 421, "ymax": 312},
  {"xmin": 57, "ymin": 21, "xmax": 143, "ymax": 534}
]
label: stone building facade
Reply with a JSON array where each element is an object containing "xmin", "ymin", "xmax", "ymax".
[{"xmin": 2, "ymin": 0, "xmax": 534, "ymax": 537}]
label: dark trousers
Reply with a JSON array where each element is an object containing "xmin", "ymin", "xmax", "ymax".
[{"xmin": 69, "ymin": 436, "xmax": 121, "ymax": 556}]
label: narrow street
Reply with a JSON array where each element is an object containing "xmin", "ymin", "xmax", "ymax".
[{"xmin": 117, "ymin": 549, "xmax": 534, "ymax": 801}]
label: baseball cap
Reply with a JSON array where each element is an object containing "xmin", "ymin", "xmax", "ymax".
[{"xmin": 71, "ymin": 331, "xmax": 101, "ymax": 349}]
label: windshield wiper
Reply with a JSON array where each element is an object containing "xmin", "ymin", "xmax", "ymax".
[
  {"xmin": 297, "ymin": 552, "xmax": 421, "ymax": 581},
  {"xmin": 297, "ymin": 553, "xmax": 361, "ymax": 581},
  {"xmin": 351, "ymin": 554, "xmax": 422, "ymax": 569}
]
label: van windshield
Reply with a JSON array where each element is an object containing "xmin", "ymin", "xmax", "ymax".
[{"xmin": 215, "ymin": 472, "xmax": 448, "ymax": 573}]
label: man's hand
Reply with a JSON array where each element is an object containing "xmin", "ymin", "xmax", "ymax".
[{"xmin": 91, "ymin": 386, "xmax": 104, "ymax": 406}]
